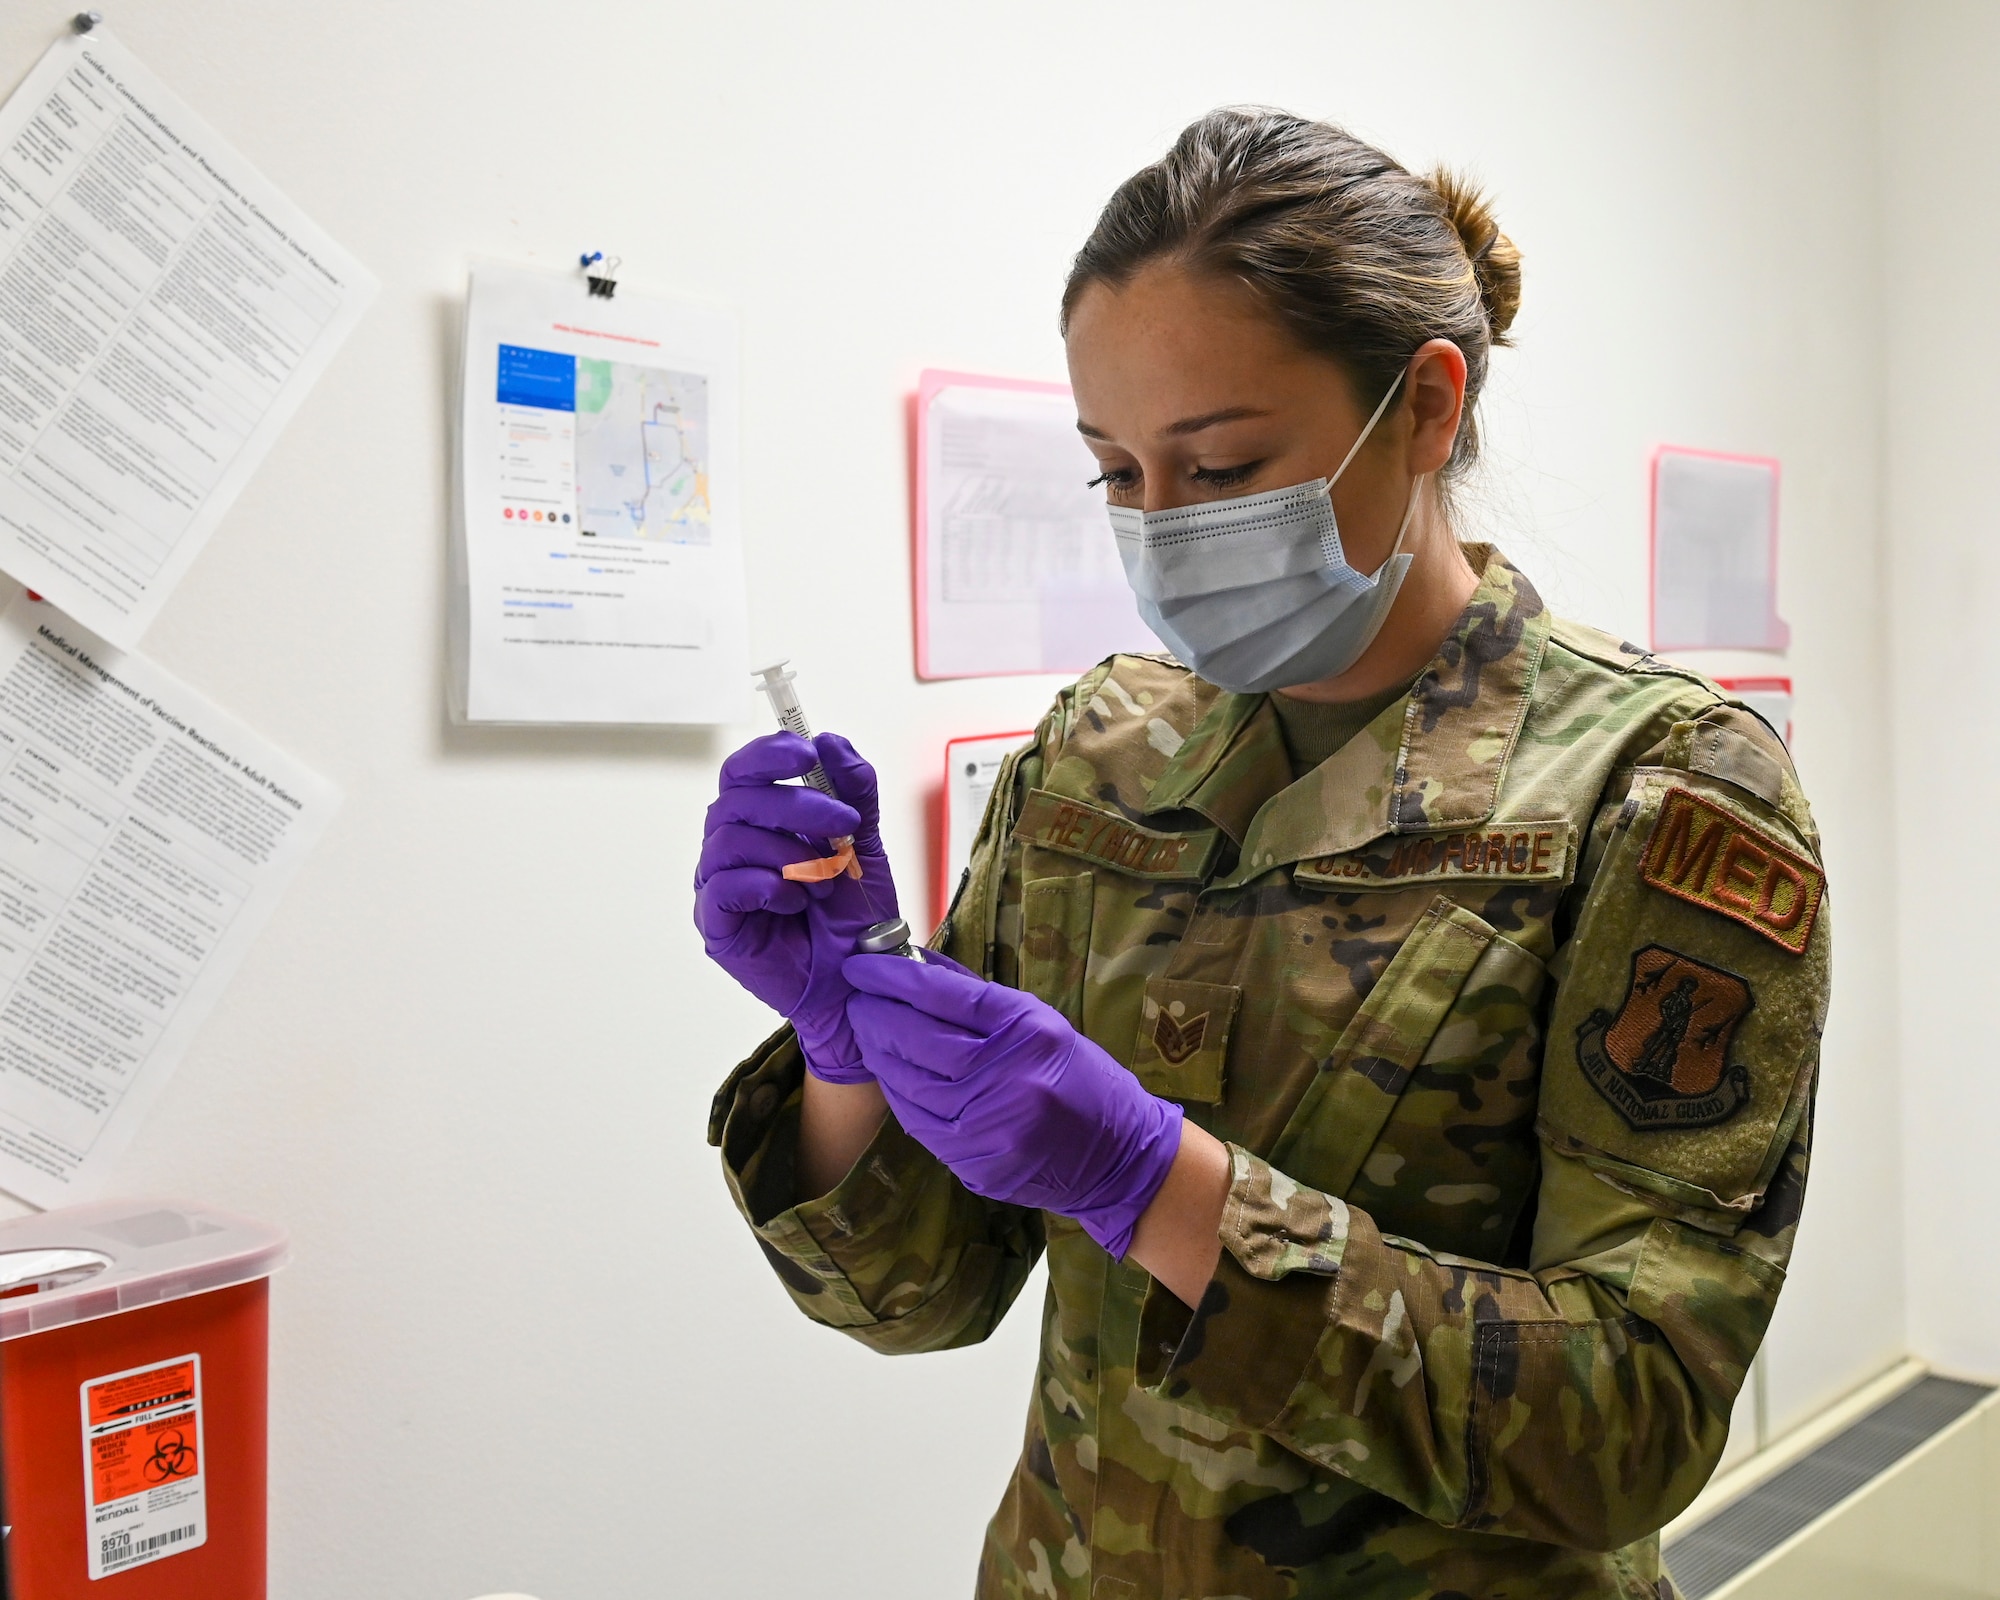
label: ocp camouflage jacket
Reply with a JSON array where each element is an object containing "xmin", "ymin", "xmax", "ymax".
[{"xmin": 710, "ymin": 546, "xmax": 1829, "ymax": 1600}]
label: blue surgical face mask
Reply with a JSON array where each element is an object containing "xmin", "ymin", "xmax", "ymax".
[{"xmin": 1108, "ymin": 372, "xmax": 1421, "ymax": 694}]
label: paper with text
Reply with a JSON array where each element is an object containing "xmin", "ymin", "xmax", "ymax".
[
  {"xmin": 453, "ymin": 263, "xmax": 748, "ymax": 723},
  {"xmin": 939, "ymin": 730, "xmax": 1029, "ymax": 921},
  {"xmin": 1651, "ymin": 448, "xmax": 1789, "ymax": 652},
  {"xmin": 917, "ymin": 372, "xmax": 1158, "ymax": 679},
  {"xmin": 0, "ymin": 32, "xmax": 376, "ymax": 647},
  {"xmin": 0, "ymin": 598, "xmax": 337, "ymax": 1206}
]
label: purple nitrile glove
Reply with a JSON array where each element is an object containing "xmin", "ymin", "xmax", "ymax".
[
  {"xmin": 693, "ymin": 730, "xmax": 899, "ymax": 1082},
  {"xmin": 842, "ymin": 952, "xmax": 1184, "ymax": 1259}
]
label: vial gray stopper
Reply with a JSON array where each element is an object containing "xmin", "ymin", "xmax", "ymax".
[{"xmin": 856, "ymin": 918, "xmax": 920, "ymax": 958}]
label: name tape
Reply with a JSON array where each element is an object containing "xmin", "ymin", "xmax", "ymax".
[{"xmin": 1012, "ymin": 789, "xmax": 1219, "ymax": 881}]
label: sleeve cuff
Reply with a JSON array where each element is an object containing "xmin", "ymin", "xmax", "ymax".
[
  {"xmin": 711, "ymin": 1023, "xmax": 810, "ymax": 1226},
  {"xmin": 1136, "ymin": 1144, "xmax": 1356, "ymax": 1428},
  {"xmin": 711, "ymin": 1026, "xmax": 993, "ymax": 1331}
]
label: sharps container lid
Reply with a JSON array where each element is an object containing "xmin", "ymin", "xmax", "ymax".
[{"xmin": 0, "ymin": 1199, "xmax": 288, "ymax": 1342}]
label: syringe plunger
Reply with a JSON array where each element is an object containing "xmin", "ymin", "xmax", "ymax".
[
  {"xmin": 753, "ymin": 660, "xmax": 837, "ymax": 798},
  {"xmin": 751, "ymin": 659, "xmax": 867, "ymax": 885}
]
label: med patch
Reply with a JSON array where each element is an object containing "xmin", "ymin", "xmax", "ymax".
[
  {"xmin": 1641, "ymin": 787, "xmax": 1823, "ymax": 954},
  {"xmin": 1576, "ymin": 945, "xmax": 1753, "ymax": 1131}
]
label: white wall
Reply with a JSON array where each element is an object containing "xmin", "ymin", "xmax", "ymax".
[
  {"xmin": 1879, "ymin": 3, "xmax": 2000, "ymax": 1380},
  {"xmin": 0, "ymin": 3, "xmax": 1907, "ymax": 1595}
]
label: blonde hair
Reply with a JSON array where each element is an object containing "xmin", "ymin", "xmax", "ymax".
[{"xmin": 1062, "ymin": 108, "xmax": 1521, "ymax": 479}]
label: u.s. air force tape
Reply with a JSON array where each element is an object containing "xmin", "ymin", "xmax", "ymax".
[{"xmin": 1294, "ymin": 822, "xmax": 1576, "ymax": 891}]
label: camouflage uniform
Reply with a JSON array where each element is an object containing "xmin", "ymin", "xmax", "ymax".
[{"xmin": 710, "ymin": 546, "xmax": 1828, "ymax": 1599}]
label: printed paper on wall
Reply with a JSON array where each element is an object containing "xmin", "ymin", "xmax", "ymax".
[
  {"xmin": 452, "ymin": 262, "xmax": 749, "ymax": 724},
  {"xmin": 1650, "ymin": 447, "xmax": 1789, "ymax": 652},
  {"xmin": 916, "ymin": 371, "xmax": 1158, "ymax": 679},
  {"xmin": 938, "ymin": 730, "xmax": 1030, "ymax": 922},
  {"xmin": 0, "ymin": 31, "xmax": 376, "ymax": 647}
]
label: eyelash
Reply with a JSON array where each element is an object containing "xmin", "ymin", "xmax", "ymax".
[
  {"xmin": 1192, "ymin": 463, "xmax": 1259, "ymax": 488},
  {"xmin": 1086, "ymin": 463, "xmax": 1261, "ymax": 490}
]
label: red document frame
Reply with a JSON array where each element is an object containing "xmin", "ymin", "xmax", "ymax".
[
  {"xmin": 938, "ymin": 729, "xmax": 1034, "ymax": 924},
  {"xmin": 1714, "ymin": 675, "xmax": 1794, "ymax": 745}
]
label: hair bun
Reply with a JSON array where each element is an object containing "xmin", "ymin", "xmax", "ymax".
[{"xmin": 1427, "ymin": 168, "xmax": 1521, "ymax": 345}]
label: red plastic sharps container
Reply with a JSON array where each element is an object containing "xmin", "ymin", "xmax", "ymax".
[{"xmin": 0, "ymin": 1201, "xmax": 286, "ymax": 1598}]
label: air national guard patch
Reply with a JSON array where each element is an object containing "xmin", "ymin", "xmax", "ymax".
[
  {"xmin": 1576, "ymin": 945, "xmax": 1754, "ymax": 1131},
  {"xmin": 1641, "ymin": 787, "xmax": 1824, "ymax": 954}
]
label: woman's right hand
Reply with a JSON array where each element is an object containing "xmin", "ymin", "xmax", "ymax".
[{"xmin": 692, "ymin": 730, "xmax": 899, "ymax": 1082}]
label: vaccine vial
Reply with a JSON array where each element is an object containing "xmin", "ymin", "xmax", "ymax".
[{"xmin": 856, "ymin": 918, "xmax": 923, "ymax": 960}]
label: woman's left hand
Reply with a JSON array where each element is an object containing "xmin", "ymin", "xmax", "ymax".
[
  {"xmin": 843, "ymin": 952, "xmax": 1184, "ymax": 1260},
  {"xmin": 693, "ymin": 731, "xmax": 898, "ymax": 1083}
]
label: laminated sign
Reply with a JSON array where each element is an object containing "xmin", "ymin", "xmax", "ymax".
[{"xmin": 81, "ymin": 1354, "xmax": 207, "ymax": 1578}]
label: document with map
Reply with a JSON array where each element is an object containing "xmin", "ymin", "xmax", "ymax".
[
  {"xmin": 453, "ymin": 263, "xmax": 748, "ymax": 723},
  {"xmin": 0, "ymin": 30, "xmax": 376, "ymax": 648},
  {"xmin": 0, "ymin": 595, "xmax": 337, "ymax": 1206}
]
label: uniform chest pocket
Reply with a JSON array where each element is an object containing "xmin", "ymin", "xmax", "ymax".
[
  {"xmin": 1130, "ymin": 978, "xmax": 1241, "ymax": 1104},
  {"xmin": 1011, "ymin": 793, "xmax": 1218, "ymax": 1048},
  {"xmin": 1020, "ymin": 872, "xmax": 1093, "ymax": 1025},
  {"xmin": 1267, "ymin": 896, "xmax": 1506, "ymax": 1198},
  {"xmin": 1019, "ymin": 874, "xmax": 1241, "ymax": 1107}
]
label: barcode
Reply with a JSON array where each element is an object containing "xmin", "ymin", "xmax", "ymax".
[{"xmin": 103, "ymin": 1523, "xmax": 195, "ymax": 1564}]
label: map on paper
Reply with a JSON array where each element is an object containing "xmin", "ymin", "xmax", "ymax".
[
  {"xmin": 457, "ymin": 264, "xmax": 747, "ymax": 724},
  {"xmin": 574, "ymin": 359, "xmax": 710, "ymax": 543}
]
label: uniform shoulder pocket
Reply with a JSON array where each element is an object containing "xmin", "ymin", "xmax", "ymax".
[{"xmin": 1542, "ymin": 770, "xmax": 1829, "ymax": 1212}]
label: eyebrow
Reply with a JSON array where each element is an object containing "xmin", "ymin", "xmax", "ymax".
[{"xmin": 1076, "ymin": 405, "xmax": 1272, "ymax": 442}]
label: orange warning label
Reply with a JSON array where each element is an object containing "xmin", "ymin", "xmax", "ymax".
[
  {"xmin": 80, "ymin": 1353, "xmax": 207, "ymax": 1577},
  {"xmin": 87, "ymin": 1360, "xmax": 196, "ymax": 1428}
]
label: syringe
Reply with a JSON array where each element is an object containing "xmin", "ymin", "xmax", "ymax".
[{"xmin": 752, "ymin": 661, "xmax": 855, "ymax": 853}]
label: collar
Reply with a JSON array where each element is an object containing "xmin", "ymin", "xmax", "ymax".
[{"xmin": 1141, "ymin": 545, "xmax": 1550, "ymax": 882}]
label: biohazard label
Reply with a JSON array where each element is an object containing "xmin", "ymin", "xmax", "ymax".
[{"xmin": 81, "ymin": 1354, "xmax": 207, "ymax": 1580}]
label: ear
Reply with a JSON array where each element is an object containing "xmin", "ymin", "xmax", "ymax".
[{"xmin": 1405, "ymin": 338, "xmax": 1468, "ymax": 476}]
